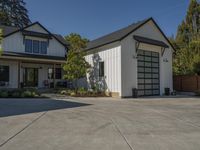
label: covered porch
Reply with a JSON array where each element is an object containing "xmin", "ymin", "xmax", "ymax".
[{"xmin": 0, "ymin": 51, "xmax": 66, "ymax": 89}]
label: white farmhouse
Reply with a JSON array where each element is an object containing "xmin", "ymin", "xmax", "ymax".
[
  {"xmin": 0, "ymin": 22, "xmax": 67, "ymax": 89},
  {"xmin": 85, "ymin": 18, "xmax": 174, "ymax": 97}
]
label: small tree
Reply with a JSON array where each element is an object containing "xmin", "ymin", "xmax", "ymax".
[
  {"xmin": 63, "ymin": 33, "xmax": 90, "ymax": 91},
  {"xmin": 63, "ymin": 50, "xmax": 90, "ymax": 91}
]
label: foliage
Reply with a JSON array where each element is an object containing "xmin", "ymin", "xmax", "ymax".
[
  {"xmin": 173, "ymin": 0, "xmax": 200, "ymax": 75},
  {"xmin": 65, "ymin": 33, "xmax": 89, "ymax": 52},
  {"xmin": 63, "ymin": 33, "xmax": 91, "ymax": 90},
  {"xmin": 63, "ymin": 50, "xmax": 90, "ymax": 88},
  {"xmin": 0, "ymin": 0, "xmax": 31, "ymax": 28},
  {"xmin": 0, "ymin": 89, "xmax": 40, "ymax": 98}
]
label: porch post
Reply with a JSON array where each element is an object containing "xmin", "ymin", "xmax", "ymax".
[
  {"xmin": 53, "ymin": 64, "xmax": 56, "ymax": 88},
  {"xmin": 18, "ymin": 61, "xmax": 21, "ymax": 88}
]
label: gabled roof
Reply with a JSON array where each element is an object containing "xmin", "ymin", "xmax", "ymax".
[
  {"xmin": 0, "ymin": 22, "xmax": 68, "ymax": 47},
  {"xmin": 86, "ymin": 17, "xmax": 175, "ymax": 51}
]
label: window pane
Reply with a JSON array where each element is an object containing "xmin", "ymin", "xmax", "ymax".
[
  {"xmin": 137, "ymin": 50, "xmax": 144, "ymax": 55},
  {"xmin": 138, "ymin": 55, "xmax": 144, "ymax": 61},
  {"xmin": 41, "ymin": 41, "xmax": 47, "ymax": 54},
  {"xmin": 152, "ymin": 74, "xmax": 159, "ymax": 78},
  {"xmin": 145, "ymin": 68, "xmax": 151, "ymax": 73},
  {"xmin": 56, "ymin": 68, "xmax": 62, "ymax": 79},
  {"xmin": 138, "ymin": 61, "xmax": 144, "ymax": 67},
  {"xmin": 33, "ymin": 40, "xmax": 39, "ymax": 53},
  {"xmin": 0, "ymin": 66, "xmax": 9, "ymax": 82},
  {"xmin": 152, "ymin": 52, "xmax": 159, "ymax": 57},
  {"xmin": 152, "ymin": 68, "xmax": 159, "ymax": 73},
  {"xmin": 138, "ymin": 67, "xmax": 144, "ymax": 72},
  {"xmin": 145, "ymin": 56, "xmax": 151, "ymax": 61},
  {"xmin": 138, "ymin": 73, "xmax": 144, "ymax": 78},
  {"xmin": 145, "ymin": 84, "xmax": 152, "ymax": 89},
  {"xmin": 153, "ymin": 90, "xmax": 159, "ymax": 95},
  {"xmin": 152, "ymin": 63, "xmax": 159, "ymax": 68},
  {"xmin": 144, "ymin": 51, "xmax": 151, "ymax": 56},
  {"xmin": 138, "ymin": 85, "xmax": 144, "ymax": 89},
  {"xmin": 99, "ymin": 62, "xmax": 104, "ymax": 77},
  {"xmin": 138, "ymin": 90, "xmax": 144, "ymax": 96},
  {"xmin": 153, "ymin": 85, "xmax": 159, "ymax": 89},
  {"xmin": 138, "ymin": 79, "xmax": 144, "ymax": 84},
  {"xmin": 25, "ymin": 39, "xmax": 32, "ymax": 53},
  {"xmin": 145, "ymin": 79, "xmax": 152, "ymax": 84},
  {"xmin": 152, "ymin": 57, "xmax": 159, "ymax": 62},
  {"xmin": 145, "ymin": 62, "xmax": 151, "ymax": 67},
  {"xmin": 145, "ymin": 90, "xmax": 152, "ymax": 95},
  {"xmin": 145, "ymin": 73, "xmax": 152, "ymax": 78}
]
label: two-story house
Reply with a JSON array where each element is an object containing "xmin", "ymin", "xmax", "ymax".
[{"xmin": 0, "ymin": 22, "xmax": 68, "ymax": 89}]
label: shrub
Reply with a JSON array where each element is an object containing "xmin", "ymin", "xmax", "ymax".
[
  {"xmin": 22, "ymin": 90, "xmax": 33, "ymax": 98},
  {"xmin": 60, "ymin": 90, "xmax": 68, "ymax": 95},
  {"xmin": 70, "ymin": 92, "xmax": 76, "ymax": 96},
  {"xmin": 11, "ymin": 91, "xmax": 21, "ymax": 98},
  {"xmin": 0, "ymin": 91, "xmax": 9, "ymax": 98}
]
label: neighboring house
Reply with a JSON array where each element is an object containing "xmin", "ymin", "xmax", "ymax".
[
  {"xmin": 85, "ymin": 18, "xmax": 174, "ymax": 97},
  {"xmin": 0, "ymin": 22, "xmax": 68, "ymax": 89}
]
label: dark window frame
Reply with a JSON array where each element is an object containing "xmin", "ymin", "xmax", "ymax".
[
  {"xmin": 0, "ymin": 66, "xmax": 9, "ymax": 82},
  {"xmin": 25, "ymin": 39, "xmax": 33, "ymax": 53},
  {"xmin": 40, "ymin": 41, "xmax": 48, "ymax": 54},
  {"xmin": 33, "ymin": 40, "xmax": 40, "ymax": 53},
  {"xmin": 99, "ymin": 61, "xmax": 105, "ymax": 77}
]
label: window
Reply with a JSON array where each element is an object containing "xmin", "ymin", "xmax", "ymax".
[
  {"xmin": 33, "ymin": 40, "xmax": 40, "ymax": 53},
  {"xmin": 55, "ymin": 68, "xmax": 62, "ymax": 79},
  {"xmin": 40, "ymin": 41, "xmax": 47, "ymax": 54},
  {"xmin": 99, "ymin": 62, "xmax": 104, "ymax": 77},
  {"xmin": 25, "ymin": 39, "xmax": 32, "ymax": 53},
  {"xmin": 48, "ymin": 68, "xmax": 53, "ymax": 79},
  {"xmin": 0, "ymin": 66, "xmax": 9, "ymax": 82}
]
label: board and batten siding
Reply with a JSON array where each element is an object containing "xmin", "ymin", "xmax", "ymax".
[
  {"xmin": 85, "ymin": 42, "xmax": 122, "ymax": 96},
  {"xmin": 121, "ymin": 20, "xmax": 173, "ymax": 96},
  {"xmin": 2, "ymin": 24, "xmax": 66, "ymax": 57}
]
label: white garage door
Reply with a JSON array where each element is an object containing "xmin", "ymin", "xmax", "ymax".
[{"xmin": 137, "ymin": 49, "xmax": 160, "ymax": 96}]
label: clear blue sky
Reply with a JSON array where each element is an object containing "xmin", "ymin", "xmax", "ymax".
[{"xmin": 25, "ymin": 0, "xmax": 189, "ymax": 40}]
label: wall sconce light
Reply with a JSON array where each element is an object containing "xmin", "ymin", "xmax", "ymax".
[{"xmin": 163, "ymin": 58, "xmax": 168, "ymax": 62}]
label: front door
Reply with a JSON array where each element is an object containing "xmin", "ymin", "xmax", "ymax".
[{"xmin": 24, "ymin": 68, "xmax": 38, "ymax": 87}]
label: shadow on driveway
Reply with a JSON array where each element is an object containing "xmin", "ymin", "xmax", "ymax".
[{"xmin": 0, "ymin": 99, "xmax": 91, "ymax": 118}]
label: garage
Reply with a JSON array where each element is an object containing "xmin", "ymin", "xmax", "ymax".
[{"xmin": 137, "ymin": 49, "xmax": 160, "ymax": 96}]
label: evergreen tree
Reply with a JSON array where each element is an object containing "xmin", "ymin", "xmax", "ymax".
[
  {"xmin": 173, "ymin": 0, "xmax": 200, "ymax": 75},
  {"xmin": 0, "ymin": 0, "xmax": 31, "ymax": 28}
]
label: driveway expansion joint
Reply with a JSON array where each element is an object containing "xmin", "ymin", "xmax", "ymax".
[
  {"xmin": 0, "ymin": 111, "xmax": 47, "ymax": 148},
  {"xmin": 111, "ymin": 118, "xmax": 135, "ymax": 150}
]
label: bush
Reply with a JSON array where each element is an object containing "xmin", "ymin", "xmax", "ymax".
[
  {"xmin": 0, "ymin": 91, "xmax": 9, "ymax": 98},
  {"xmin": 11, "ymin": 91, "xmax": 21, "ymax": 98},
  {"xmin": 23, "ymin": 90, "xmax": 33, "ymax": 98}
]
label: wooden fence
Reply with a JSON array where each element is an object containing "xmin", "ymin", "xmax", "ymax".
[{"xmin": 173, "ymin": 75, "xmax": 200, "ymax": 92}]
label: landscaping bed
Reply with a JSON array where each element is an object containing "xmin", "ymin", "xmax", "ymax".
[
  {"xmin": 0, "ymin": 88, "xmax": 42, "ymax": 98},
  {"xmin": 57, "ymin": 88, "xmax": 109, "ymax": 97}
]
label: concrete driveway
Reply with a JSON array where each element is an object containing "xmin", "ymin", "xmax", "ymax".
[{"xmin": 0, "ymin": 96, "xmax": 200, "ymax": 150}]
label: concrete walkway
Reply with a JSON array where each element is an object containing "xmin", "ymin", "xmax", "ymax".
[{"xmin": 0, "ymin": 96, "xmax": 200, "ymax": 150}]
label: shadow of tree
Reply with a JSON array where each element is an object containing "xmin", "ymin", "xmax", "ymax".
[
  {"xmin": 0, "ymin": 99, "xmax": 91, "ymax": 118},
  {"xmin": 88, "ymin": 53, "xmax": 108, "ymax": 92}
]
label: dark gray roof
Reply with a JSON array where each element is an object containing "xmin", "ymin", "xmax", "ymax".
[
  {"xmin": 133, "ymin": 35, "xmax": 169, "ymax": 48},
  {"xmin": 86, "ymin": 18, "xmax": 151, "ymax": 50},
  {"xmin": 2, "ymin": 51, "xmax": 66, "ymax": 61},
  {"xmin": 0, "ymin": 24, "xmax": 68, "ymax": 47}
]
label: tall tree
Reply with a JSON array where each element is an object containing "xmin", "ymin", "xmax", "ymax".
[
  {"xmin": 63, "ymin": 33, "xmax": 90, "ymax": 90},
  {"xmin": 173, "ymin": 0, "xmax": 200, "ymax": 75},
  {"xmin": 65, "ymin": 33, "xmax": 89, "ymax": 52},
  {"xmin": 0, "ymin": 0, "xmax": 31, "ymax": 28}
]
